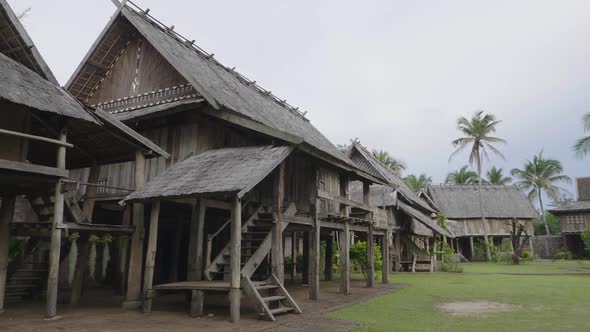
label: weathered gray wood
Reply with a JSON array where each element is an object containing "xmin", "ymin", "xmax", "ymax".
[
  {"xmin": 382, "ymin": 231, "xmax": 390, "ymax": 284},
  {"xmin": 325, "ymin": 233, "xmax": 334, "ymax": 281},
  {"xmin": 142, "ymin": 200, "xmax": 161, "ymax": 313},
  {"xmin": 187, "ymin": 199, "xmax": 206, "ymax": 281},
  {"xmin": 469, "ymin": 237, "xmax": 475, "ymax": 260},
  {"xmin": 0, "ymin": 159, "xmax": 68, "ymax": 178},
  {"xmin": 64, "ymin": 191, "xmax": 88, "ymax": 223},
  {"xmin": 309, "ymin": 198, "xmax": 320, "ymax": 301},
  {"xmin": 229, "ymin": 195, "xmax": 241, "ymax": 323},
  {"xmin": 290, "ymin": 232, "xmax": 296, "ymax": 281},
  {"xmin": 270, "ymin": 274, "xmax": 303, "ymax": 314},
  {"xmin": 367, "ymin": 223, "xmax": 375, "ymax": 288},
  {"xmin": 124, "ymin": 151, "xmax": 146, "ymax": 309},
  {"xmin": 0, "ymin": 195, "xmax": 16, "ymax": 314},
  {"xmin": 190, "ymin": 290, "xmax": 204, "ymax": 318},
  {"xmin": 82, "ymin": 163, "xmax": 100, "ymax": 222},
  {"xmin": 394, "ymin": 231, "xmax": 401, "ymax": 272},
  {"xmin": 302, "ymin": 232, "xmax": 309, "ymax": 284},
  {"xmin": 340, "ymin": 222, "xmax": 350, "ymax": 295},
  {"xmin": 271, "ymin": 162, "xmax": 285, "ymax": 283},
  {"xmin": 46, "ymin": 128, "xmax": 67, "ymax": 318},
  {"xmin": 70, "ymin": 237, "xmax": 88, "ymax": 305}
]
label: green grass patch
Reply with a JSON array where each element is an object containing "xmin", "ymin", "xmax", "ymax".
[{"xmin": 329, "ymin": 261, "xmax": 590, "ymax": 331}]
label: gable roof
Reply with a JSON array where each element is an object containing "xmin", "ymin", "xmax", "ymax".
[
  {"xmin": 66, "ymin": 2, "xmax": 370, "ymax": 177},
  {"xmin": 549, "ymin": 200, "xmax": 590, "ymax": 214},
  {"xmin": 348, "ymin": 142, "xmax": 435, "ymax": 213},
  {"xmin": 427, "ymin": 185, "xmax": 539, "ymax": 219},
  {"xmin": 0, "ymin": 0, "xmax": 57, "ymax": 83},
  {"xmin": 124, "ymin": 145, "xmax": 292, "ymax": 202}
]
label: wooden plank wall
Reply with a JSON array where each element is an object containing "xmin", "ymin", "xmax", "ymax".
[
  {"xmin": 458, "ymin": 218, "xmax": 534, "ymax": 236},
  {"xmin": 318, "ymin": 167, "xmax": 340, "ymax": 215},
  {"xmin": 560, "ymin": 212, "xmax": 590, "ymax": 233}
]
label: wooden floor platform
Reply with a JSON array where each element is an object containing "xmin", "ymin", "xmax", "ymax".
[{"xmin": 153, "ymin": 280, "xmax": 266, "ymax": 292}]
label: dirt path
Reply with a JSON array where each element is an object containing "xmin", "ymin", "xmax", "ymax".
[{"xmin": 0, "ymin": 280, "xmax": 403, "ymax": 332}]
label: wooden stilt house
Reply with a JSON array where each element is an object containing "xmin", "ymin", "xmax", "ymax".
[
  {"xmin": 0, "ymin": 0, "xmax": 168, "ymax": 318},
  {"xmin": 65, "ymin": 0, "xmax": 392, "ymax": 323},
  {"xmin": 347, "ymin": 143, "xmax": 453, "ymax": 272}
]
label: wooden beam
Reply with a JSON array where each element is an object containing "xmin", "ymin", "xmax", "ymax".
[
  {"xmin": 141, "ymin": 200, "xmax": 160, "ymax": 313},
  {"xmin": 205, "ymin": 199, "xmax": 231, "ymax": 210},
  {"xmin": 229, "ymin": 195, "xmax": 241, "ymax": 323},
  {"xmin": 367, "ymin": 223, "xmax": 375, "ymax": 288},
  {"xmin": 190, "ymin": 290, "xmax": 204, "ymax": 318},
  {"xmin": 46, "ymin": 128, "xmax": 67, "ymax": 318},
  {"xmin": 0, "ymin": 128, "xmax": 73, "ymax": 148},
  {"xmin": 82, "ymin": 163, "xmax": 100, "ymax": 222},
  {"xmin": 0, "ymin": 159, "xmax": 68, "ymax": 178},
  {"xmin": 271, "ymin": 162, "xmax": 285, "ymax": 283},
  {"xmin": 123, "ymin": 151, "xmax": 146, "ymax": 309},
  {"xmin": 187, "ymin": 199, "xmax": 206, "ymax": 281},
  {"xmin": 318, "ymin": 190, "xmax": 372, "ymax": 213},
  {"xmin": 0, "ymin": 195, "xmax": 16, "ymax": 314}
]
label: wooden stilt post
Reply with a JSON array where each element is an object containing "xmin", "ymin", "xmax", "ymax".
[
  {"xmin": 290, "ymin": 232, "xmax": 296, "ymax": 281},
  {"xmin": 271, "ymin": 162, "xmax": 285, "ymax": 283},
  {"xmin": 81, "ymin": 163, "xmax": 100, "ymax": 222},
  {"xmin": 302, "ymin": 232, "xmax": 309, "ymax": 284},
  {"xmin": 123, "ymin": 151, "xmax": 146, "ymax": 309},
  {"xmin": 394, "ymin": 231, "xmax": 401, "ymax": 272},
  {"xmin": 382, "ymin": 231, "xmax": 390, "ymax": 283},
  {"xmin": 141, "ymin": 200, "xmax": 161, "ymax": 313},
  {"xmin": 0, "ymin": 195, "xmax": 16, "ymax": 314},
  {"xmin": 229, "ymin": 195, "xmax": 241, "ymax": 323},
  {"xmin": 367, "ymin": 224, "xmax": 375, "ymax": 287},
  {"xmin": 324, "ymin": 233, "xmax": 333, "ymax": 281},
  {"xmin": 340, "ymin": 222, "xmax": 350, "ymax": 295},
  {"xmin": 469, "ymin": 237, "xmax": 475, "ymax": 260},
  {"xmin": 187, "ymin": 199, "xmax": 206, "ymax": 281},
  {"xmin": 119, "ymin": 206, "xmax": 131, "ymax": 294},
  {"xmin": 309, "ymin": 198, "xmax": 320, "ymax": 300},
  {"xmin": 46, "ymin": 128, "xmax": 67, "ymax": 318}
]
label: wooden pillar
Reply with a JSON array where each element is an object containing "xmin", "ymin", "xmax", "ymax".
[
  {"xmin": 382, "ymin": 231, "xmax": 390, "ymax": 283},
  {"xmin": 46, "ymin": 128, "xmax": 67, "ymax": 318},
  {"xmin": 0, "ymin": 195, "xmax": 16, "ymax": 314},
  {"xmin": 469, "ymin": 237, "xmax": 475, "ymax": 260},
  {"xmin": 190, "ymin": 290, "xmax": 204, "ymax": 318},
  {"xmin": 229, "ymin": 195, "xmax": 241, "ymax": 323},
  {"xmin": 339, "ymin": 222, "xmax": 350, "ymax": 295},
  {"xmin": 187, "ymin": 199, "xmax": 206, "ymax": 281},
  {"xmin": 394, "ymin": 231, "xmax": 401, "ymax": 272},
  {"xmin": 324, "ymin": 233, "xmax": 334, "ymax": 281},
  {"xmin": 124, "ymin": 151, "xmax": 146, "ymax": 309},
  {"xmin": 528, "ymin": 236, "xmax": 535, "ymax": 256},
  {"xmin": 141, "ymin": 200, "xmax": 161, "ymax": 313},
  {"xmin": 271, "ymin": 163, "xmax": 285, "ymax": 283},
  {"xmin": 82, "ymin": 163, "xmax": 100, "ymax": 222},
  {"xmin": 119, "ymin": 206, "xmax": 131, "ymax": 294},
  {"xmin": 309, "ymin": 198, "xmax": 320, "ymax": 301},
  {"xmin": 367, "ymin": 224, "xmax": 375, "ymax": 287},
  {"xmin": 290, "ymin": 232, "xmax": 296, "ymax": 281},
  {"xmin": 302, "ymin": 232, "xmax": 309, "ymax": 284}
]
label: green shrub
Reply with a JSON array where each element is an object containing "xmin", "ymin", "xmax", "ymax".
[
  {"xmin": 557, "ymin": 250, "xmax": 573, "ymax": 260},
  {"xmin": 350, "ymin": 241, "xmax": 382, "ymax": 281},
  {"xmin": 284, "ymin": 254, "xmax": 304, "ymax": 273},
  {"xmin": 440, "ymin": 247, "xmax": 463, "ymax": 273},
  {"xmin": 581, "ymin": 226, "xmax": 590, "ymax": 256},
  {"xmin": 533, "ymin": 213, "xmax": 561, "ymax": 235}
]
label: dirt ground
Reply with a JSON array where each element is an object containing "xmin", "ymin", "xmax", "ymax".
[
  {"xmin": 0, "ymin": 279, "xmax": 402, "ymax": 332},
  {"xmin": 437, "ymin": 300, "xmax": 519, "ymax": 317}
]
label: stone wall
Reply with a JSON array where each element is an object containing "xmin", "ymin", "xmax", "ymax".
[{"xmin": 532, "ymin": 235, "xmax": 562, "ymax": 259}]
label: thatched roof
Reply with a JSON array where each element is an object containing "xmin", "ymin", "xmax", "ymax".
[
  {"xmin": 66, "ymin": 3, "xmax": 377, "ymax": 179},
  {"xmin": 427, "ymin": 185, "xmax": 539, "ymax": 219},
  {"xmin": 0, "ymin": 0, "xmax": 57, "ymax": 83},
  {"xmin": 124, "ymin": 145, "xmax": 292, "ymax": 202},
  {"xmin": 397, "ymin": 200, "xmax": 453, "ymax": 238},
  {"xmin": 549, "ymin": 200, "xmax": 590, "ymax": 214},
  {"xmin": 348, "ymin": 143, "xmax": 435, "ymax": 213}
]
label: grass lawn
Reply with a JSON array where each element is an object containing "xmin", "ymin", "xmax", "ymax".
[{"xmin": 329, "ymin": 261, "xmax": 590, "ymax": 331}]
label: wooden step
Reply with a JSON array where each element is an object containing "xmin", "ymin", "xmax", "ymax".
[
  {"xmin": 267, "ymin": 307, "xmax": 294, "ymax": 316},
  {"xmin": 6, "ymin": 284, "xmax": 36, "ymax": 289},
  {"xmin": 255, "ymin": 284, "xmax": 279, "ymax": 290},
  {"xmin": 262, "ymin": 295, "xmax": 286, "ymax": 302}
]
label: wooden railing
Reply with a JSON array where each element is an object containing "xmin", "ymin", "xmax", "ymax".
[
  {"xmin": 204, "ymin": 200, "xmax": 251, "ymax": 268},
  {"xmin": 0, "ymin": 128, "xmax": 73, "ymax": 148}
]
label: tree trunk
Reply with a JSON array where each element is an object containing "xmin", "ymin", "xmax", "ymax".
[
  {"xmin": 477, "ymin": 159, "xmax": 492, "ymax": 262},
  {"xmin": 538, "ymin": 190, "xmax": 549, "ymax": 235}
]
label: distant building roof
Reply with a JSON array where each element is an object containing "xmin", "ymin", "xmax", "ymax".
[
  {"xmin": 427, "ymin": 185, "xmax": 539, "ymax": 219},
  {"xmin": 549, "ymin": 200, "xmax": 590, "ymax": 214},
  {"xmin": 124, "ymin": 145, "xmax": 292, "ymax": 202}
]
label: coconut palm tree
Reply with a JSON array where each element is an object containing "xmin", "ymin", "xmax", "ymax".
[
  {"xmin": 485, "ymin": 166, "xmax": 512, "ymax": 185},
  {"xmin": 404, "ymin": 173, "xmax": 432, "ymax": 193},
  {"xmin": 449, "ymin": 111, "xmax": 505, "ymax": 261},
  {"xmin": 574, "ymin": 112, "xmax": 590, "ymax": 158},
  {"xmin": 511, "ymin": 151, "xmax": 571, "ymax": 235},
  {"xmin": 372, "ymin": 149, "xmax": 406, "ymax": 175},
  {"xmin": 445, "ymin": 166, "xmax": 478, "ymax": 185}
]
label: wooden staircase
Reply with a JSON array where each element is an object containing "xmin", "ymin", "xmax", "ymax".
[
  {"xmin": 400, "ymin": 235, "xmax": 433, "ymax": 272},
  {"xmin": 205, "ymin": 204, "xmax": 302, "ymax": 321},
  {"xmin": 5, "ymin": 238, "xmax": 48, "ymax": 304}
]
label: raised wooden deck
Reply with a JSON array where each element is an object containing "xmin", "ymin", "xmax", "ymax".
[{"xmin": 153, "ymin": 280, "xmax": 260, "ymax": 292}]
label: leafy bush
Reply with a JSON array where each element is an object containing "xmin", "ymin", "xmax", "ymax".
[
  {"xmin": 533, "ymin": 213, "xmax": 561, "ymax": 235},
  {"xmin": 350, "ymin": 241, "xmax": 382, "ymax": 281},
  {"xmin": 284, "ymin": 254, "xmax": 304, "ymax": 273},
  {"xmin": 557, "ymin": 250, "xmax": 573, "ymax": 260},
  {"xmin": 440, "ymin": 247, "xmax": 463, "ymax": 273},
  {"xmin": 581, "ymin": 226, "xmax": 590, "ymax": 256}
]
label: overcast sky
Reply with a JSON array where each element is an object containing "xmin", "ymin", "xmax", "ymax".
[{"xmin": 11, "ymin": 0, "xmax": 589, "ymax": 200}]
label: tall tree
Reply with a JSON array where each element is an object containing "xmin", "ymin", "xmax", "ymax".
[
  {"xmin": 574, "ymin": 112, "xmax": 590, "ymax": 158},
  {"xmin": 511, "ymin": 151, "xmax": 571, "ymax": 235},
  {"xmin": 372, "ymin": 149, "xmax": 406, "ymax": 175},
  {"xmin": 450, "ymin": 111, "xmax": 505, "ymax": 262},
  {"xmin": 404, "ymin": 173, "xmax": 432, "ymax": 193},
  {"xmin": 485, "ymin": 166, "xmax": 512, "ymax": 185},
  {"xmin": 445, "ymin": 166, "xmax": 478, "ymax": 185}
]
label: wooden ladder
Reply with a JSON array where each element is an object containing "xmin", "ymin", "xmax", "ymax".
[{"xmin": 241, "ymin": 274, "xmax": 302, "ymax": 321}]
